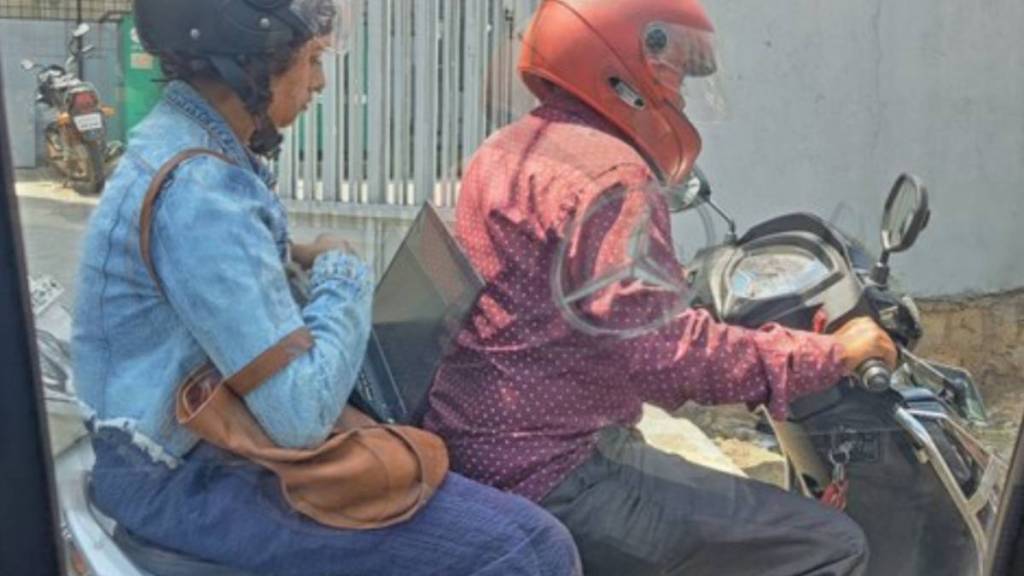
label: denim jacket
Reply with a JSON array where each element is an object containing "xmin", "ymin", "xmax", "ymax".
[{"xmin": 73, "ymin": 81, "xmax": 373, "ymax": 463}]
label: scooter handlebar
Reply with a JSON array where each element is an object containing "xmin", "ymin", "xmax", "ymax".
[{"xmin": 857, "ymin": 359, "xmax": 892, "ymax": 392}]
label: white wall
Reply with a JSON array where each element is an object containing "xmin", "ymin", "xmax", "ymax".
[{"xmin": 691, "ymin": 0, "xmax": 1023, "ymax": 296}]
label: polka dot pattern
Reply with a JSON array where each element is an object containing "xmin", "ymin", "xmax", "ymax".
[{"xmin": 423, "ymin": 96, "xmax": 846, "ymax": 502}]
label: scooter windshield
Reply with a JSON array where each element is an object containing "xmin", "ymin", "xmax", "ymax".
[{"xmin": 552, "ymin": 182, "xmax": 696, "ymax": 339}]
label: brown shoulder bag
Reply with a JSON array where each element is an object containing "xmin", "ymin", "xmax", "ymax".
[{"xmin": 141, "ymin": 149, "xmax": 449, "ymax": 530}]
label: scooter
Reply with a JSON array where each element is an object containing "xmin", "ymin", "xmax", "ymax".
[
  {"xmin": 20, "ymin": 23, "xmax": 120, "ymax": 195},
  {"xmin": 677, "ymin": 172, "xmax": 1006, "ymax": 576},
  {"xmin": 45, "ymin": 175, "xmax": 1002, "ymax": 575}
]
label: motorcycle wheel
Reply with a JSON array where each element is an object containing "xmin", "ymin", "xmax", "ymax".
[
  {"xmin": 70, "ymin": 140, "xmax": 106, "ymax": 195},
  {"xmin": 44, "ymin": 125, "xmax": 70, "ymax": 180}
]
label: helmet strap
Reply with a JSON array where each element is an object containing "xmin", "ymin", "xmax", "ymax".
[{"xmin": 251, "ymin": 114, "xmax": 285, "ymax": 159}]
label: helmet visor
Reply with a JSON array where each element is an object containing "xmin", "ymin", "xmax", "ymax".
[
  {"xmin": 291, "ymin": 0, "xmax": 354, "ymax": 54},
  {"xmin": 643, "ymin": 22, "xmax": 728, "ymax": 123}
]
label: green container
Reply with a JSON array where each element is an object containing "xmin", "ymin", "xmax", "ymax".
[{"xmin": 121, "ymin": 14, "xmax": 163, "ymax": 136}]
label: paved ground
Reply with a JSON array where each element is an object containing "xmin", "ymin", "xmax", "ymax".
[
  {"xmin": 16, "ymin": 183, "xmax": 93, "ymax": 309},
  {"xmin": 15, "ymin": 174, "xmax": 751, "ymax": 478}
]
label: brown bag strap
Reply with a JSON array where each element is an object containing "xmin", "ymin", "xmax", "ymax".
[
  {"xmin": 139, "ymin": 147, "xmax": 314, "ymax": 396},
  {"xmin": 372, "ymin": 425, "xmax": 436, "ymax": 511},
  {"xmin": 225, "ymin": 328, "xmax": 315, "ymax": 396},
  {"xmin": 139, "ymin": 148, "xmax": 234, "ymax": 288}
]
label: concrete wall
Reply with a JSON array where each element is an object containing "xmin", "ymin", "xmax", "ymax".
[
  {"xmin": 693, "ymin": 0, "xmax": 1023, "ymax": 297},
  {"xmin": 0, "ymin": 19, "xmax": 121, "ymax": 168}
]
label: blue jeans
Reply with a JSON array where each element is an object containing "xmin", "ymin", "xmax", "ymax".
[{"xmin": 90, "ymin": 430, "xmax": 580, "ymax": 576}]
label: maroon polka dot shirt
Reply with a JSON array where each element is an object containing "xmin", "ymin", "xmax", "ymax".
[{"xmin": 424, "ymin": 96, "xmax": 845, "ymax": 502}]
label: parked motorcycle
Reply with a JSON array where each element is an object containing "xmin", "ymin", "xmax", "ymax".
[
  {"xmin": 677, "ymin": 172, "xmax": 1006, "ymax": 576},
  {"xmin": 20, "ymin": 23, "xmax": 119, "ymax": 195}
]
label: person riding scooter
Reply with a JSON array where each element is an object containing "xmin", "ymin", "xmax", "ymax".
[
  {"xmin": 71, "ymin": 1, "xmax": 580, "ymax": 574},
  {"xmin": 424, "ymin": 1, "xmax": 897, "ymax": 574}
]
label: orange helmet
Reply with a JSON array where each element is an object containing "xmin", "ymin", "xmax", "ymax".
[{"xmin": 519, "ymin": 0, "xmax": 722, "ymax": 185}]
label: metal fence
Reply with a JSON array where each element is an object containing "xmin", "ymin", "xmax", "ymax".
[
  {"xmin": 0, "ymin": 0, "xmax": 132, "ymax": 21},
  {"xmin": 276, "ymin": 0, "xmax": 541, "ymax": 211}
]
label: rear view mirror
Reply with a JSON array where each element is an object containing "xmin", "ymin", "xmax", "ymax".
[
  {"xmin": 668, "ymin": 167, "xmax": 711, "ymax": 213},
  {"xmin": 73, "ymin": 23, "xmax": 90, "ymax": 38},
  {"xmin": 872, "ymin": 173, "xmax": 930, "ymax": 286},
  {"xmin": 20, "ymin": 60, "xmax": 34, "ymax": 71},
  {"xmin": 881, "ymin": 173, "xmax": 930, "ymax": 255}
]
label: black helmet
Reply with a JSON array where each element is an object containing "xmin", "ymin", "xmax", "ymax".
[{"xmin": 133, "ymin": 0, "xmax": 346, "ymax": 156}]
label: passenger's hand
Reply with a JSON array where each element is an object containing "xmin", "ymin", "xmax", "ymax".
[
  {"xmin": 832, "ymin": 317, "xmax": 898, "ymax": 374},
  {"xmin": 290, "ymin": 234, "xmax": 356, "ymax": 270}
]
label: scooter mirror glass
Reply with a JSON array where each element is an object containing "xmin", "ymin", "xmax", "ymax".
[
  {"xmin": 881, "ymin": 173, "xmax": 930, "ymax": 254},
  {"xmin": 667, "ymin": 167, "xmax": 710, "ymax": 213},
  {"xmin": 20, "ymin": 60, "xmax": 34, "ymax": 71},
  {"xmin": 72, "ymin": 23, "xmax": 90, "ymax": 38}
]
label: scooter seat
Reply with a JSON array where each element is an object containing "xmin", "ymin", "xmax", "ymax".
[
  {"xmin": 112, "ymin": 525, "xmax": 256, "ymax": 576},
  {"xmin": 56, "ymin": 438, "xmax": 256, "ymax": 576}
]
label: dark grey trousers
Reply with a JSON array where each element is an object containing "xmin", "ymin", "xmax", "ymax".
[{"xmin": 541, "ymin": 427, "xmax": 869, "ymax": 576}]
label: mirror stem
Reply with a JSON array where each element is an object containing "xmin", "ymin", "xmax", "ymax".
[
  {"xmin": 706, "ymin": 198, "xmax": 738, "ymax": 243},
  {"xmin": 871, "ymin": 251, "xmax": 892, "ymax": 286}
]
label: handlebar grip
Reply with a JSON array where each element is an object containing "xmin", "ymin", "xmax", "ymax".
[{"xmin": 857, "ymin": 359, "xmax": 892, "ymax": 392}]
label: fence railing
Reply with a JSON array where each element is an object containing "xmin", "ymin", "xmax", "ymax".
[
  {"xmin": 276, "ymin": 0, "xmax": 540, "ymax": 210},
  {"xmin": 0, "ymin": 0, "xmax": 132, "ymax": 22}
]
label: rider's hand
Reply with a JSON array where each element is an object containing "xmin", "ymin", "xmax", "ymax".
[
  {"xmin": 290, "ymin": 234, "xmax": 356, "ymax": 270},
  {"xmin": 832, "ymin": 317, "xmax": 898, "ymax": 374}
]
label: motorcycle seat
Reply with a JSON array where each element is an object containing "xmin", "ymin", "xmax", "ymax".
[{"xmin": 56, "ymin": 439, "xmax": 256, "ymax": 576}]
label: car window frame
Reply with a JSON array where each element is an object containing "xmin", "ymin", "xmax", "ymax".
[
  {"xmin": 2, "ymin": 34, "xmax": 1024, "ymax": 576},
  {"xmin": 0, "ymin": 50, "xmax": 67, "ymax": 576}
]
